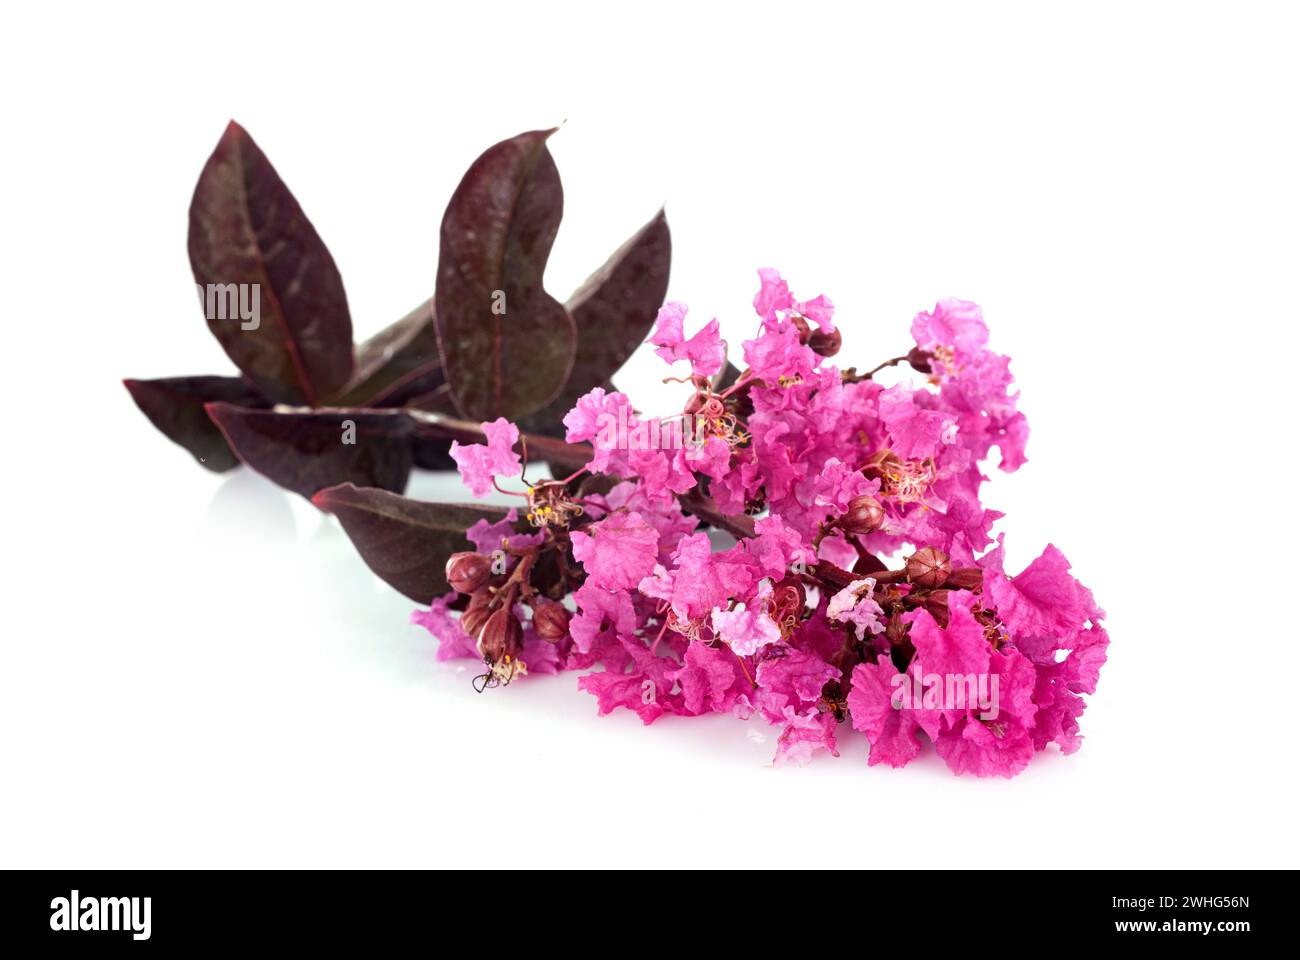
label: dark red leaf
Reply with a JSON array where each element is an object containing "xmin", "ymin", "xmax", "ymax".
[
  {"xmin": 328, "ymin": 298, "xmax": 444, "ymax": 407},
  {"xmin": 124, "ymin": 375, "xmax": 266, "ymax": 472},
  {"xmin": 312, "ymin": 483, "xmax": 517, "ymax": 602},
  {"xmin": 206, "ymin": 404, "xmax": 412, "ymax": 499},
  {"xmin": 520, "ymin": 209, "xmax": 671, "ymax": 435},
  {"xmin": 435, "ymin": 129, "xmax": 575, "ymax": 422},
  {"xmin": 189, "ymin": 121, "xmax": 354, "ymax": 405}
]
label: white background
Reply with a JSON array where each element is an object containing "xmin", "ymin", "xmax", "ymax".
[{"xmin": 2, "ymin": 1, "xmax": 1297, "ymax": 868}]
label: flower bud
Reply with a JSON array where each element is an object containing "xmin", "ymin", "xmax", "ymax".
[
  {"xmin": 446, "ymin": 552, "xmax": 492, "ymax": 594},
  {"xmin": 531, "ymin": 599, "xmax": 571, "ymax": 642},
  {"xmin": 947, "ymin": 567, "xmax": 983, "ymax": 591},
  {"xmin": 837, "ymin": 495, "xmax": 884, "ymax": 535},
  {"xmin": 906, "ymin": 546, "xmax": 951, "ymax": 588},
  {"xmin": 477, "ymin": 605, "xmax": 524, "ymax": 665},
  {"xmin": 906, "ymin": 346, "xmax": 933, "ymax": 373},
  {"xmin": 808, "ymin": 327, "xmax": 842, "ymax": 357},
  {"xmin": 919, "ymin": 588, "xmax": 951, "ymax": 625},
  {"xmin": 885, "ymin": 613, "xmax": 909, "ymax": 648},
  {"xmin": 460, "ymin": 591, "xmax": 492, "ymax": 640}
]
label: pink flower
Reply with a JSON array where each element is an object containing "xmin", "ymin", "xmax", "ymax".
[
  {"xmin": 418, "ymin": 269, "xmax": 1105, "ymax": 780},
  {"xmin": 755, "ymin": 648, "xmax": 839, "ymax": 722},
  {"xmin": 773, "ymin": 707, "xmax": 839, "ymax": 766},
  {"xmin": 742, "ymin": 324, "xmax": 816, "ymax": 386},
  {"xmin": 794, "ymin": 294, "xmax": 835, "ymax": 332},
  {"xmin": 811, "ymin": 458, "xmax": 875, "ymax": 514},
  {"xmin": 639, "ymin": 533, "xmax": 758, "ymax": 621},
  {"xmin": 911, "ymin": 298, "xmax": 989, "ymax": 361},
  {"xmin": 931, "ymin": 646, "xmax": 1038, "ymax": 778},
  {"xmin": 847, "ymin": 659, "xmax": 923, "ymax": 768},
  {"xmin": 982, "ymin": 541, "xmax": 1102, "ymax": 642},
  {"xmin": 753, "ymin": 268, "xmax": 794, "ymax": 323},
  {"xmin": 748, "ymin": 514, "xmax": 816, "ymax": 579},
  {"xmin": 710, "ymin": 580, "xmax": 781, "ymax": 656},
  {"xmin": 569, "ymin": 579, "xmax": 638, "ymax": 654},
  {"xmin": 906, "ymin": 591, "xmax": 990, "ymax": 679},
  {"xmin": 449, "ymin": 417, "xmax": 521, "ymax": 497},
  {"xmin": 672, "ymin": 642, "xmax": 754, "ymax": 717},
  {"xmin": 1028, "ymin": 623, "xmax": 1109, "ymax": 754},
  {"xmin": 466, "ymin": 509, "xmax": 542, "ymax": 555},
  {"xmin": 878, "ymin": 384, "xmax": 956, "ymax": 460},
  {"xmin": 570, "ymin": 512, "xmax": 660, "ymax": 591},
  {"xmin": 411, "ymin": 594, "xmax": 475, "ymax": 661},
  {"xmin": 577, "ymin": 670, "xmax": 669, "ymax": 725},
  {"xmin": 827, "ymin": 578, "xmax": 886, "ymax": 640},
  {"xmin": 562, "ymin": 387, "xmax": 633, "ymax": 473},
  {"xmin": 650, "ymin": 302, "xmax": 725, "ymax": 377}
]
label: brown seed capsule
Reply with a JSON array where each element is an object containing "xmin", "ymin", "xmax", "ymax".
[
  {"xmin": 531, "ymin": 599, "xmax": 571, "ymax": 642},
  {"xmin": 906, "ymin": 546, "xmax": 952, "ymax": 589},
  {"xmin": 947, "ymin": 567, "xmax": 983, "ymax": 591},
  {"xmin": 808, "ymin": 327, "xmax": 842, "ymax": 357},
  {"xmin": 460, "ymin": 591, "xmax": 492, "ymax": 640},
  {"xmin": 446, "ymin": 552, "xmax": 492, "ymax": 595},
  {"xmin": 789, "ymin": 314, "xmax": 812, "ymax": 343},
  {"xmin": 837, "ymin": 495, "xmax": 885, "ymax": 535},
  {"xmin": 477, "ymin": 605, "xmax": 524, "ymax": 665}
]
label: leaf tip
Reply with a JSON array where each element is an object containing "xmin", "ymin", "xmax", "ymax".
[{"xmin": 312, "ymin": 482, "xmax": 358, "ymax": 513}]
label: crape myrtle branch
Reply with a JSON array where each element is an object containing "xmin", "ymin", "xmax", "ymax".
[{"xmin": 417, "ymin": 272, "xmax": 1106, "ymax": 778}]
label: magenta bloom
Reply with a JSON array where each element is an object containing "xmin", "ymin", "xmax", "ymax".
[
  {"xmin": 448, "ymin": 417, "xmax": 521, "ymax": 497},
  {"xmin": 827, "ymin": 578, "xmax": 886, "ymax": 640},
  {"xmin": 570, "ymin": 512, "xmax": 660, "ymax": 591},
  {"xmin": 711, "ymin": 580, "xmax": 781, "ymax": 656},
  {"xmin": 417, "ymin": 270, "xmax": 1106, "ymax": 778},
  {"xmin": 650, "ymin": 302, "xmax": 725, "ymax": 377}
]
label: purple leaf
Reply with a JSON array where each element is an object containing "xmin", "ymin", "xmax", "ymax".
[
  {"xmin": 312, "ymin": 484, "xmax": 516, "ymax": 602},
  {"xmin": 435, "ymin": 129, "xmax": 575, "ymax": 422},
  {"xmin": 329, "ymin": 298, "xmax": 444, "ymax": 407},
  {"xmin": 206, "ymin": 404, "xmax": 412, "ymax": 499},
  {"xmin": 189, "ymin": 121, "xmax": 354, "ymax": 405},
  {"xmin": 520, "ymin": 209, "xmax": 671, "ymax": 435},
  {"xmin": 124, "ymin": 375, "xmax": 266, "ymax": 472}
]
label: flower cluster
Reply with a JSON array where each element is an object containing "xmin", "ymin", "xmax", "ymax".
[{"xmin": 413, "ymin": 270, "xmax": 1107, "ymax": 777}]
